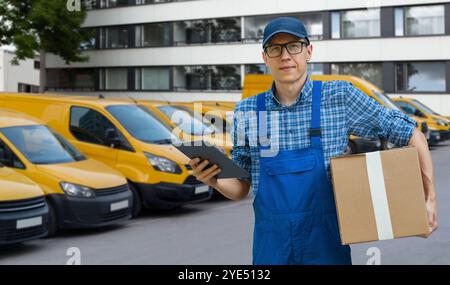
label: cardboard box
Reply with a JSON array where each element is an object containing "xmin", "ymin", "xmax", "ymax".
[{"xmin": 330, "ymin": 147, "xmax": 429, "ymax": 245}]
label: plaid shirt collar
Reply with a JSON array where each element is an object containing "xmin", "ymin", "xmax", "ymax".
[{"xmin": 266, "ymin": 75, "xmax": 314, "ymax": 110}]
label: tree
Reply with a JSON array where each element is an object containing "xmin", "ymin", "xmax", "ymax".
[{"xmin": 0, "ymin": 0, "xmax": 93, "ymax": 92}]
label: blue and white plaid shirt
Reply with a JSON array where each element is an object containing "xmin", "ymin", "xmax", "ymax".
[{"xmin": 231, "ymin": 76, "xmax": 417, "ymax": 195}]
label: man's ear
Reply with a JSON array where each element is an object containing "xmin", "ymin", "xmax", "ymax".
[
  {"xmin": 306, "ymin": 44, "xmax": 313, "ymax": 62},
  {"xmin": 262, "ymin": 51, "xmax": 269, "ymax": 66}
]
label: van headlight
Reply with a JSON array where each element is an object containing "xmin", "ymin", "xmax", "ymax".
[
  {"xmin": 434, "ymin": 119, "xmax": 446, "ymax": 126},
  {"xmin": 60, "ymin": 182, "xmax": 95, "ymax": 198},
  {"xmin": 145, "ymin": 152, "xmax": 181, "ymax": 174}
]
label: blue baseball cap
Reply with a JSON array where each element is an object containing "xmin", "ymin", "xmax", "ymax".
[{"xmin": 262, "ymin": 17, "xmax": 309, "ymax": 47}]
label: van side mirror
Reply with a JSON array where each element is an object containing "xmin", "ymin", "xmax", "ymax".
[
  {"xmin": 104, "ymin": 128, "xmax": 134, "ymax": 152},
  {"xmin": 0, "ymin": 146, "xmax": 14, "ymax": 168},
  {"xmin": 414, "ymin": 109, "xmax": 425, "ymax": 118},
  {"xmin": 105, "ymin": 128, "xmax": 122, "ymax": 148}
]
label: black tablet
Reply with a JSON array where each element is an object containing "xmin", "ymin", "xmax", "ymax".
[{"xmin": 174, "ymin": 141, "xmax": 250, "ymax": 179}]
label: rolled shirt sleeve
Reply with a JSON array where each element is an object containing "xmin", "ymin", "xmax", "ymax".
[{"xmin": 345, "ymin": 82, "xmax": 417, "ymax": 147}]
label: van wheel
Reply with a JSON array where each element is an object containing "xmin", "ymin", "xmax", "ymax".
[
  {"xmin": 129, "ymin": 183, "xmax": 142, "ymax": 218},
  {"xmin": 344, "ymin": 141, "xmax": 356, "ymax": 155},
  {"xmin": 46, "ymin": 202, "xmax": 58, "ymax": 237}
]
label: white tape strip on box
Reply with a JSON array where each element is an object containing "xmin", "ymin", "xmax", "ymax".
[{"xmin": 365, "ymin": 151, "xmax": 394, "ymax": 240}]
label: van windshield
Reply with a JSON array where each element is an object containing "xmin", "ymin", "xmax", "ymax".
[
  {"xmin": 106, "ymin": 105, "xmax": 178, "ymax": 144},
  {"xmin": 1, "ymin": 125, "xmax": 85, "ymax": 164},
  {"xmin": 157, "ymin": 105, "xmax": 215, "ymax": 136},
  {"xmin": 372, "ymin": 91, "xmax": 401, "ymax": 111},
  {"xmin": 412, "ymin": 99, "xmax": 440, "ymax": 116}
]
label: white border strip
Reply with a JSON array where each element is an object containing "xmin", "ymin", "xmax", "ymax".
[{"xmin": 366, "ymin": 151, "xmax": 394, "ymax": 240}]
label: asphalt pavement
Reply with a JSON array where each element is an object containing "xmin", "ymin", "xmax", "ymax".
[{"xmin": 1, "ymin": 141, "xmax": 449, "ymax": 265}]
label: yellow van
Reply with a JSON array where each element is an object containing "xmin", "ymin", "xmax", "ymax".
[
  {"xmin": 139, "ymin": 101, "xmax": 233, "ymax": 156},
  {"xmin": 242, "ymin": 74, "xmax": 428, "ymax": 153},
  {"xmin": 312, "ymin": 75, "xmax": 433, "ymax": 147},
  {"xmin": 0, "ymin": 168, "xmax": 49, "ymax": 245},
  {"xmin": 185, "ymin": 101, "xmax": 236, "ymax": 133},
  {"xmin": 392, "ymin": 97, "xmax": 450, "ymax": 141},
  {"xmin": 194, "ymin": 101, "xmax": 236, "ymax": 111},
  {"xmin": 0, "ymin": 108, "xmax": 132, "ymax": 235},
  {"xmin": 0, "ymin": 94, "xmax": 212, "ymax": 216}
]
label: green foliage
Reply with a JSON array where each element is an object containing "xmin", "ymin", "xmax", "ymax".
[{"xmin": 0, "ymin": 0, "xmax": 93, "ymax": 64}]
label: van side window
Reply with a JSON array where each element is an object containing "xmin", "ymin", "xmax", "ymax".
[
  {"xmin": 0, "ymin": 139, "xmax": 26, "ymax": 169},
  {"xmin": 395, "ymin": 102, "xmax": 419, "ymax": 116},
  {"xmin": 70, "ymin": 106, "xmax": 126, "ymax": 148}
]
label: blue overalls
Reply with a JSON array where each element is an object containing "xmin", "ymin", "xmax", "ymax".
[{"xmin": 252, "ymin": 81, "xmax": 352, "ymax": 265}]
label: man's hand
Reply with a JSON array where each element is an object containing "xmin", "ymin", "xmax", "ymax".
[
  {"xmin": 189, "ymin": 157, "xmax": 221, "ymax": 187},
  {"xmin": 422, "ymin": 193, "xmax": 438, "ymax": 238},
  {"xmin": 188, "ymin": 157, "xmax": 250, "ymax": 201},
  {"xmin": 408, "ymin": 129, "xmax": 438, "ymax": 238}
]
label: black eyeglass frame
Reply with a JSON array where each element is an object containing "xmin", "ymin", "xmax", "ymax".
[{"xmin": 263, "ymin": 39, "xmax": 310, "ymax": 58}]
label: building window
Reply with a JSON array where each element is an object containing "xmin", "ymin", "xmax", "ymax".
[
  {"xmin": 100, "ymin": 26, "xmax": 129, "ymax": 49},
  {"xmin": 135, "ymin": 67, "xmax": 171, "ymax": 90},
  {"xmin": 340, "ymin": 9, "xmax": 380, "ymax": 38},
  {"xmin": 99, "ymin": 68, "xmax": 128, "ymax": 90},
  {"xmin": 394, "ymin": 8, "xmax": 404, "ymax": 36},
  {"xmin": 211, "ymin": 66, "xmax": 241, "ymax": 90},
  {"xmin": 309, "ymin": 63, "xmax": 324, "ymax": 75},
  {"xmin": 136, "ymin": 0, "xmax": 173, "ymax": 4},
  {"xmin": 80, "ymin": 28, "xmax": 97, "ymax": 50},
  {"xmin": 395, "ymin": 62, "xmax": 446, "ymax": 92},
  {"xmin": 245, "ymin": 64, "xmax": 270, "ymax": 75},
  {"xmin": 331, "ymin": 12, "xmax": 341, "ymax": 39},
  {"xmin": 18, "ymin": 83, "xmax": 39, "ymax": 93},
  {"xmin": 244, "ymin": 15, "xmax": 273, "ymax": 41},
  {"xmin": 135, "ymin": 23, "xmax": 173, "ymax": 47},
  {"xmin": 245, "ymin": 63, "xmax": 323, "ymax": 75},
  {"xmin": 210, "ymin": 18, "xmax": 241, "ymax": 43},
  {"xmin": 46, "ymin": 69, "xmax": 95, "ymax": 91},
  {"xmin": 34, "ymin": 61, "xmax": 40, "ymax": 69},
  {"xmin": 80, "ymin": 37, "xmax": 96, "ymax": 50},
  {"xmin": 244, "ymin": 13, "xmax": 323, "ymax": 41},
  {"xmin": 406, "ymin": 5, "xmax": 445, "ymax": 36},
  {"xmin": 174, "ymin": 65, "xmax": 241, "ymax": 91},
  {"xmin": 331, "ymin": 63, "xmax": 382, "ymax": 87},
  {"xmin": 100, "ymin": 0, "xmax": 129, "ymax": 8},
  {"xmin": 395, "ymin": 5, "xmax": 445, "ymax": 36},
  {"xmin": 174, "ymin": 18, "xmax": 241, "ymax": 45}
]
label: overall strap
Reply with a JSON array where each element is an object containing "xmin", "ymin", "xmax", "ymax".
[{"xmin": 310, "ymin": 81, "xmax": 323, "ymax": 149}]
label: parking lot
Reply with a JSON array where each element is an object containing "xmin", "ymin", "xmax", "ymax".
[{"xmin": 0, "ymin": 140, "xmax": 449, "ymax": 265}]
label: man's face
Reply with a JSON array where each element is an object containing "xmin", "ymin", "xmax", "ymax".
[{"xmin": 262, "ymin": 33, "xmax": 313, "ymax": 84}]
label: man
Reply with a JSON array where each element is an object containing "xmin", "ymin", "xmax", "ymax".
[{"xmin": 189, "ymin": 17, "xmax": 438, "ymax": 265}]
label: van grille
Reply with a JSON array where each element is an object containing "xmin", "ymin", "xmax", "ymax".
[
  {"xmin": 0, "ymin": 225, "xmax": 46, "ymax": 243},
  {"xmin": 95, "ymin": 184, "xmax": 129, "ymax": 197},
  {"xmin": 184, "ymin": 175, "xmax": 201, "ymax": 185},
  {"xmin": 0, "ymin": 196, "xmax": 46, "ymax": 213}
]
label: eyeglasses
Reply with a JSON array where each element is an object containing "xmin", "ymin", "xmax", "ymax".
[{"xmin": 264, "ymin": 40, "xmax": 308, "ymax": 58}]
